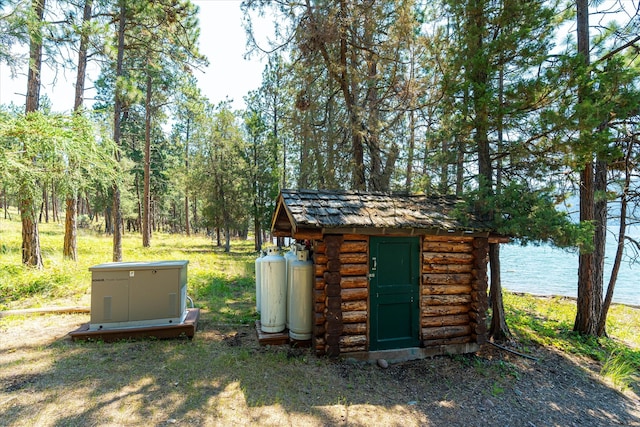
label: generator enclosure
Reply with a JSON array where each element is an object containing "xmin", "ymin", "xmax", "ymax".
[{"xmin": 89, "ymin": 260, "xmax": 188, "ymax": 331}]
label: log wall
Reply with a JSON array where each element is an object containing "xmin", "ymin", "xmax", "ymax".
[
  {"xmin": 312, "ymin": 240, "xmax": 327, "ymax": 356},
  {"xmin": 311, "ymin": 233, "xmax": 489, "ymax": 357},
  {"xmin": 312, "ymin": 234, "xmax": 369, "ymax": 356},
  {"xmin": 421, "ymin": 235, "xmax": 487, "ymax": 347},
  {"xmin": 339, "ymin": 235, "xmax": 369, "ymax": 353},
  {"xmin": 313, "ymin": 235, "xmax": 344, "ymax": 357}
]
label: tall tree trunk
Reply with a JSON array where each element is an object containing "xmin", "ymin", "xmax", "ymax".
[
  {"xmin": 407, "ymin": 47, "xmax": 417, "ymax": 193},
  {"xmin": 2, "ymin": 186, "xmax": 9, "ymax": 219},
  {"xmin": 597, "ymin": 138, "xmax": 634, "ymax": 335},
  {"xmin": 350, "ymin": 122, "xmax": 366, "ymax": 191},
  {"xmin": 496, "ymin": 66, "xmax": 504, "ymax": 190},
  {"xmin": 193, "ymin": 196, "xmax": 198, "ymax": 231},
  {"xmin": 455, "ymin": 88, "xmax": 469, "ymax": 197},
  {"xmin": 270, "ymin": 60, "xmax": 283, "ymax": 189},
  {"xmin": 252, "ymin": 130, "xmax": 262, "ymax": 251},
  {"xmin": 275, "ymin": 96, "xmax": 284, "ymax": 188},
  {"xmin": 63, "ymin": 196, "xmax": 77, "ymax": 257},
  {"xmin": 135, "ymin": 173, "xmax": 142, "ymax": 231},
  {"xmin": 439, "ymin": 137, "xmax": 448, "ymax": 194},
  {"xmin": 466, "ymin": 0, "xmax": 508, "ymax": 341},
  {"xmin": 574, "ymin": 0, "xmax": 598, "ymax": 335},
  {"xmin": 488, "ymin": 65, "xmax": 510, "ymax": 341},
  {"xmin": 172, "ymin": 201, "xmax": 177, "ymax": 233},
  {"xmin": 42, "ymin": 183, "xmax": 49, "ymax": 223},
  {"xmin": 455, "ymin": 134, "xmax": 464, "ymax": 197},
  {"xmin": 406, "ymin": 110, "xmax": 415, "ymax": 192},
  {"xmin": 253, "ymin": 200, "xmax": 262, "ymax": 251},
  {"xmin": 303, "ymin": 0, "xmax": 366, "ymax": 190},
  {"xmin": 51, "ymin": 182, "xmax": 58, "ymax": 222},
  {"xmin": 365, "ymin": 44, "xmax": 383, "ymax": 191},
  {"xmin": 362, "ymin": 24, "xmax": 397, "ymax": 193},
  {"xmin": 592, "ymin": 158, "xmax": 607, "ymax": 322},
  {"xmin": 225, "ymin": 224, "xmax": 231, "ymax": 253},
  {"xmin": 64, "ymin": 0, "xmax": 93, "ymax": 261},
  {"xmin": 142, "ymin": 70, "xmax": 152, "ymax": 248},
  {"xmin": 575, "ymin": 165, "xmax": 596, "ymax": 333},
  {"xmin": 104, "ymin": 206, "xmax": 112, "ymax": 234},
  {"xmin": 469, "ymin": 0, "xmax": 491, "ymax": 206},
  {"xmin": 21, "ymin": 0, "xmax": 45, "ymax": 268},
  {"xmin": 25, "ymin": 0, "xmax": 43, "ymax": 114},
  {"xmin": 21, "ymin": 196, "xmax": 43, "ymax": 268},
  {"xmin": 151, "ymin": 198, "xmax": 156, "ymax": 232},
  {"xmin": 489, "ymin": 243, "xmax": 510, "ymax": 340},
  {"xmin": 184, "ymin": 117, "xmax": 191, "ymax": 236},
  {"xmin": 112, "ymin": 0, "xmax": 126, "ymax": 262},
  {"xmin": 298, "ymin": 110, "xmax": 310, "ymax": 188}
]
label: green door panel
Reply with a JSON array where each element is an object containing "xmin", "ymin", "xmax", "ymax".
[{"xmin": 370, "ymin": 236, "xmax": 420, "ymax": 350}]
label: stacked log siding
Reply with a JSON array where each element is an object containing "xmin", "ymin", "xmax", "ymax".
[
  {"xmin": 421, "ymin": 236, "xmax": 479, "ymax": 347},
  {"xmin": 312, "ymin": 240, "xmax": 327, "ymax": 356},
  {"xmin": 339, "ymin": 235, "xmax": 369, "ymax": 352},
  {"xmin": 323, "ymin": 235, "xmax": 344, "ymax": 357},
  {"xmin": 312, "ymin": 235, "xmax": 370, "ymax": 355}
]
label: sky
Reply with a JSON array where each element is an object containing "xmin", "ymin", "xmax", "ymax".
[
  {"xmin": 191, "ymin": 0, "xmax": 266, "ymax": 109},
  {"xmin": 0, "ymin": 0, "xmax": 266, "ymax": 112}
]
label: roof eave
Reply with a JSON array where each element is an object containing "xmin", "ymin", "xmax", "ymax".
[{"xmin": 320, "ymin": 226, "xmax": 491, "ymax": 238}]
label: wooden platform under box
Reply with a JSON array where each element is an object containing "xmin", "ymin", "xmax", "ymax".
[
  {"xmin": 254, "ymin": 321, "xmax": 312, "ymax": 347},
  {"xmin": 255, "ymin": 320, "xmax": 289, "ymax": 346},
  {"xmin": 69, "ymin": 308, "xmax": 200, "ymax": 342}
]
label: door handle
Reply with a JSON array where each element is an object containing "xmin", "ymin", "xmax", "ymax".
[{"xmin": 372, "ymin": 257, "xmax": 377, "ymax": 270}]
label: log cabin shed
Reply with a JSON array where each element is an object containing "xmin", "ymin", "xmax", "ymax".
[{"xmin": 271, "ymin": 188, "xmax": 504, "ymax": 362}]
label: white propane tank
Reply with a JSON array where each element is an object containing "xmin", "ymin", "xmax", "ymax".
[
  {"xmin": 255, "ymin": 252, "xmax": 264, "ymax": 313},
  {"xmin": 283, "ymin": 245, "xmax": 297, "ymax": 327},
  {"xmin": 288, "ymin": 250, "xmax": 314, "ymax": 340},
  {"xmin": 260, "ymin": 248, "xmax": 287, "ymax": 333}
]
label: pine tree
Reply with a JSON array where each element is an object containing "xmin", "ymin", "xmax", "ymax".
[
  {"xmin": 20, "ymin": 0, "xmax": 46, "ymax": 269},
  {"xmin": 63, "ymin": 0, "xmax": 94, "ymax": 261}
]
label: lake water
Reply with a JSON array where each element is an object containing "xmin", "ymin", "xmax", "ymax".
[{"xmin": 499, "ymin": 226, "xmax": 640, "ymax": 307}]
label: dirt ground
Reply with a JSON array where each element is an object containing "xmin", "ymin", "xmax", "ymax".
[{"xmin": 1, "ymin": 312, "xmax": 639, "ymax": 427}]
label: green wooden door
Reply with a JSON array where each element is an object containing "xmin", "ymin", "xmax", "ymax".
[{"xmin": 369, "ymin": 236, "xmax": 420, "ymax": 350}]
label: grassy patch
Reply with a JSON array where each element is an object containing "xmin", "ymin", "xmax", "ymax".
[
  {"xmin": 503, "ymin": 291, "xmax": 640, "ymax": 391},
  {"xmin": 0, "ymin": 216, "xmax": 258, "ymax": 326},
  {"xmin": 601, "ymin": 351, "xmax": 638, "ymax": 391}
]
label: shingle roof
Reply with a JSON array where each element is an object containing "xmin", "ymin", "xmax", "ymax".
[{"xmin": 271, "ymin": 189, "xmax": 490, "ymax": 236}]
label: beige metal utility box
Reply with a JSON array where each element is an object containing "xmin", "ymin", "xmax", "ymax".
[{"xmin": 89, "ymin": 260, "xmax": 188, "ymax": 331}]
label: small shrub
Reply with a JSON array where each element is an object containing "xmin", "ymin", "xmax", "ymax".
[{"xmin": 77, "ymin": 214, "xmax": 92, "ymax": 229}]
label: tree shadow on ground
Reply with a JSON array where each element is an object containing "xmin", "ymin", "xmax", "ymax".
[
  {"xmin": 1, "ymin": 312, "xmax": 639, "ymax": 427},
  {"xmin": 508, "ymin": 303, "xmax": 640, "ymax": 398}
]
